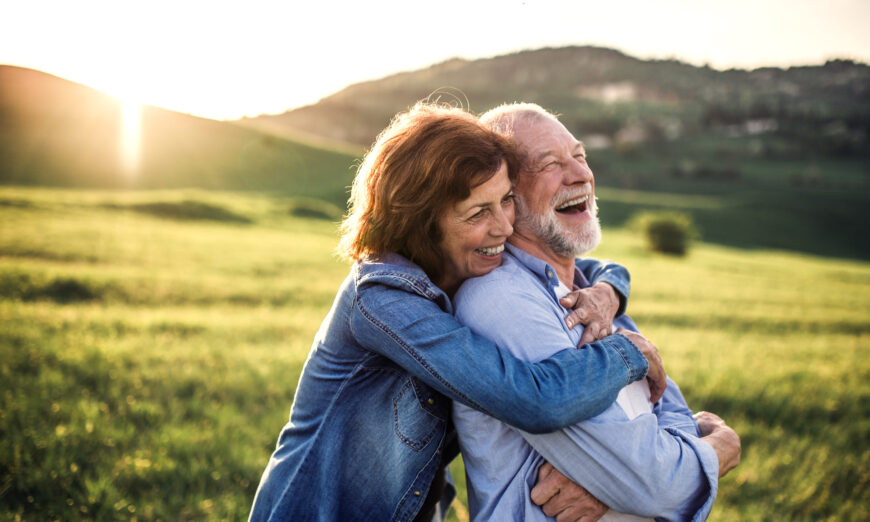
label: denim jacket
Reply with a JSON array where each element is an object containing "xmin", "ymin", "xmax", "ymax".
[{"xmin": 249, "ymin": 254, "xmax": 648, "ymax": 522}]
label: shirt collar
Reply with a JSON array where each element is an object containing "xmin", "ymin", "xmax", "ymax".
[{"xmin": 505, "ymin": 244, "xmax": 591, "ymax": 301}]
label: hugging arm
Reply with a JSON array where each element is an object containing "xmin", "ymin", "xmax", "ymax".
[{"xmin": 351, "ymin": 279, "xmax": 648, "ymax": 433}]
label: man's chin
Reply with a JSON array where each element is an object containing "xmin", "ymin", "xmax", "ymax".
[{"xmin": 570, "ymin": 222, "xmax": 602, "ymax": 257}]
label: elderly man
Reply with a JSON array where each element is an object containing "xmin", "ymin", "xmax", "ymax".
[{"xmin": 452, "ymin": 103, "xmax": 741, "ymax": 521}]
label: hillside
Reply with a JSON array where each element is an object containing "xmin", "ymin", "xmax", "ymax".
[
  {"xmin": 0, "ymin": 66, "xmax": 357, "ymax": 205},
  {"xmin": 241, "ymin": 47, "xmax": 870, "ymax": 260},
  {"xmin": 241, "ymin": 46, "xmax": 870, "ymax": 157}
]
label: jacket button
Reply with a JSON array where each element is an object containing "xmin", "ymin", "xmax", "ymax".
[
  {"xmin": 427, "ymin": 398, "xmax": 435, "ymax": 405},
  {"xmin": 414, "ymin": 490, "xmax": 421, "ymax": 496}
]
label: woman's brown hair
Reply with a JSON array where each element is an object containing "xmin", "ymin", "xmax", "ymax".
[{"xmin": 338, "ymin": 103, "xmax": 520, "ymax": 282}]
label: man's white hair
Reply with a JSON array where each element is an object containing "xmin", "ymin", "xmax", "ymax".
[{"xmin": 479, "ymin": 103, "xmax": 562, "ymax": 147}]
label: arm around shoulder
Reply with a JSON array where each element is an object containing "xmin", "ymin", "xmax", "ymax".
[{"xmin": 353, "ymin": 279, "xmax": 645, "ymax": 432}]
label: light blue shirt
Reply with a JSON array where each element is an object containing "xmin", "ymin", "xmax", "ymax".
[{"xmin": 452, "ymin": 245, "xmax": 720, "ymax": 522}]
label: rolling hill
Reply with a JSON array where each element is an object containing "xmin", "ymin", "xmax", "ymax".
[
  {"xmin": 2, "ymin": 49, "xmax": 869, "ymax": 259},
  {"xmin": 240, "ymin": 46, "xmax": 870, "ymax": 260},
  {"xmin": 240, "ymin": 46, "xmax": 870, "ymax": 158},
  {"xmin": 0, "ymin": 66, "xmax": 357, "ymax": 204}
]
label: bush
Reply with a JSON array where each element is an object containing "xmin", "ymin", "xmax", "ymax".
[
  {"xmin": 287, "ymin": 198, "xmax": 343, "ymax": 221},
  {"xmin": 0, "ymin": 271, "xmax": 103, "ymax": 303},
  {"xmin": 632, "ymin": 211, "xmax": 698, "ymax": 256},
  {"xmin": 104, "ymin": 200, "xmax": 252, "ymax": 223}
]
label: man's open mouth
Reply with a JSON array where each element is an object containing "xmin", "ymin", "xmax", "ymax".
[{"xmin": 555, "ymin": 195, "xmax": 589, "ymax": 214}]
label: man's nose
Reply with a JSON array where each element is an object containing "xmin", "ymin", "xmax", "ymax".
[{"xmin": 566, "ymin": 157, "xmax": 594, "ymax": 185}]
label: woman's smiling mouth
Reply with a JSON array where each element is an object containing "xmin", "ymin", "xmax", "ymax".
[{"xmin": 475, "ymin": 244, "xmax": 505, "ymax": 256}]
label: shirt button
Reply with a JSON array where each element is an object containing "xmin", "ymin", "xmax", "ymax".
[
  {"xmin": 546, "ymin": 268, "xmax": 554, "ymax": 279},
  {"xmin": 427, "ymin": 398, "xmax": 435, "ymax": 405}
]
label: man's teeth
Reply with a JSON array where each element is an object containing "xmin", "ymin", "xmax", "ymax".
[
  {"xmin": 556, "ymin": 195, "xmax": 588, "ymax": 211},
  {"xmin": 476, "ymin": 244, "xmax": 504, "ymax": 256}
]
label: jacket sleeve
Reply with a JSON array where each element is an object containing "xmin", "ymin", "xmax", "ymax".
[
  {"xmin": 351, "ymin": 281, "xmax": 648, "ymax": 433},
  {"xmin": 576, "ymin": 258, "xmax": 630, "ymax": 317}
]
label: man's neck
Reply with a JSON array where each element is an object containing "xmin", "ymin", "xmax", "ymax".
[{"xmin": 508, "ymin": 232, "xmax": 575, "ymax": 287}]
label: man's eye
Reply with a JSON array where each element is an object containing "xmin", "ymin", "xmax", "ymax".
[{"xmin": 540, "ymin": 161, "xmax": 558, "ymax": 171}]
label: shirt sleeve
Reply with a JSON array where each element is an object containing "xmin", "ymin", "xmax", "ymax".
[
  {"xmin": 576, "ymin": 258, "xmax": 630, "ymax": 317},
  {"xmin": 518, "ymin": 412, "xmax": 719, "ymax": 521},
  {"xmin": 653, "ymin": 377, "xmax": 703, "ymax": 436},
  {"xmin": 351, "ymin": 280, "xmax": 649, "ymax": 434}
]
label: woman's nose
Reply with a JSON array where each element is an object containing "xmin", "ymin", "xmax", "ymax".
[{"xmin": 492, "ymin": 207, "xmax": 514, "ymax": 237}]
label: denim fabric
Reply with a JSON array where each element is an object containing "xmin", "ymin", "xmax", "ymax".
[
  {"xmin": 452, "ymin": 245, "xmax": 719, "ymax": 522},
  {"xmin": 249, "ymin": 253, "xmax": 648, "ymax": 522}
]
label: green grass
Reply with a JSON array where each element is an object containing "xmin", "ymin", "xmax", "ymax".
[{"xmin": 1, "ymin": 188, "xmax": 868, "ymax": 521}]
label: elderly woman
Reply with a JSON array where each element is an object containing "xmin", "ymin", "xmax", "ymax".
[{"xmin": 249, "ymin": 104, "xmax": 655, "ymax": 521}]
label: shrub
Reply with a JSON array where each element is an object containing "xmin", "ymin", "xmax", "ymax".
[
  {"xmin": 0, "ymin": 271, "xmax": 103, "ymax": 303},
  {"xmin": 105, "ymin": 200, "xmax": 252, "ymax": 223},
  {"xmin": 632, "ymin": 211, "xmax": 698, "ymax": 256},
  {"xmin": 287, "ymin": 198, "xmax": 343, "ymax": 221}
]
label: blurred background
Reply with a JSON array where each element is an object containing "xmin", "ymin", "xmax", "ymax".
[{"xmin": 1, "ymin": 0, "xmax": 868, "ymax": 520}]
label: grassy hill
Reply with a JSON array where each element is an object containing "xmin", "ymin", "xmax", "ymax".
[
  {"xmin": 1, "ymin": 187, "xmax": 868, "ymax": 520},
  {"xmin": 0, "ymin": 66, "xmax": 357, "ymax": 204},
  {"xmin": 241, "ymin": 47, "xmax": 870, "ymax": 260},
  {"xmin": 2, "ymin": 55, "xmax": 869, "ymax": 259},
  {"xmin": 242, "ymin": 46, "xmax": 870, "ymax": 157}
]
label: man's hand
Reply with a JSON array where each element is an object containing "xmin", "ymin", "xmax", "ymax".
[
  {"xmin": 694, "ymin": 411, "xmax": 742, "ymax": 477},
  {"xmin": 614, "ymin": 328, "xmax": 667, "ymax": 404},
  {"xmin": 560, "ymin": 282, "xmax": 620, "ymax": 344},
  {"xmin": 531, "ymin": 462, "xmax": 608, "ymax": 522}
]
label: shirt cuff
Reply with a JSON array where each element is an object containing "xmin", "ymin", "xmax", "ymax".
[{"xmin": 602, "ymin": 333, "xmax": 648, "ymax": 383}]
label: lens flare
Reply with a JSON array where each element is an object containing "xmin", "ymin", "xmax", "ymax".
[{"xmin": 120, "ymin": 97, "xmax": 141, "ymax": 178}]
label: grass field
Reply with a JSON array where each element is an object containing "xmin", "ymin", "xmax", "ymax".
[{"xmin": 1, "ymin": 188, "xmax": 868, "ymax": 521}]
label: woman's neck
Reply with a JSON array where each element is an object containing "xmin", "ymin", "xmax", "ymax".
[{"xmin": 434, "ymin": 275, "xmax": 460, "ymax": 298}]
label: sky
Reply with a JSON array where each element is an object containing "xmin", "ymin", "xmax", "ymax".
[{"xmin": 1, "ymin": 0, "xmax": 868, "ymax": 120}]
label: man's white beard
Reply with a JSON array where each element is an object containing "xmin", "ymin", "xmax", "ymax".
[{"xmin": 516, "ymin": 195, "xmax": 602, "ymax": 258}]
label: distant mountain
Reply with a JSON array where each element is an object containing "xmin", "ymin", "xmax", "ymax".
[
  {"xmin": 0, "ymin": 66, "xmax": 357, "ymax": 204},
  {"xmin": 241, "ymin": 46, "xmax": 870, "ymax": 158}
]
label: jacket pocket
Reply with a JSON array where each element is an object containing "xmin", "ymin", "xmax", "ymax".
[{"xmin": 392, "ymin": 378, "xmax": 441, "ymax": 451}]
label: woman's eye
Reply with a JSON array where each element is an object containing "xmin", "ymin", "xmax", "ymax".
[
  {"xmin": 502, "ymin": 194, "xmax": 516, "ymax": 206},
  {"xmin": 468, "ymin": 209, "xmax": 487, "ymax": 222}
]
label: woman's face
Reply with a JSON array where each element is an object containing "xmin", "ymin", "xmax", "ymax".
[{"xmin": 436, "ymin": 162, "xmax": 515, "ymax": 294}]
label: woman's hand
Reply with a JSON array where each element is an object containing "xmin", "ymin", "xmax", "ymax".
[
  {"xmin": 615, "ymin": 328, "xmax": 667, "ymax": 404},
  {"xmin": 694, "ymin": 411, "xmax": 742, "ymax": 477},
  {"xmin": 531, "ymin": 462, "xmax": 608, "ymax": 522},
  {"xmin": 560, "ymin": 282, "xmax": 620, "ymax": 344}
]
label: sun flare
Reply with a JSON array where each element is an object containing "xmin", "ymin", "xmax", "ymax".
[{"xmin": 120, "ymin": 97, "xmax": 141, "ymax": 178}]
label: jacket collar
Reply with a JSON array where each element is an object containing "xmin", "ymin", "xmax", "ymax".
[{"xmin": 355, "ymin": 253, "xmax": 453, "ymax": 312}]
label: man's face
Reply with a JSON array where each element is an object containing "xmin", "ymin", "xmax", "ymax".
[{"xmin": 512, "ymin": 116, "xmax": 601, "ymax": 258}]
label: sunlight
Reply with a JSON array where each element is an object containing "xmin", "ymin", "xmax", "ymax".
[{"xmin": 120, "ymin": 97, "xmax": 141, "ymax": 178}]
